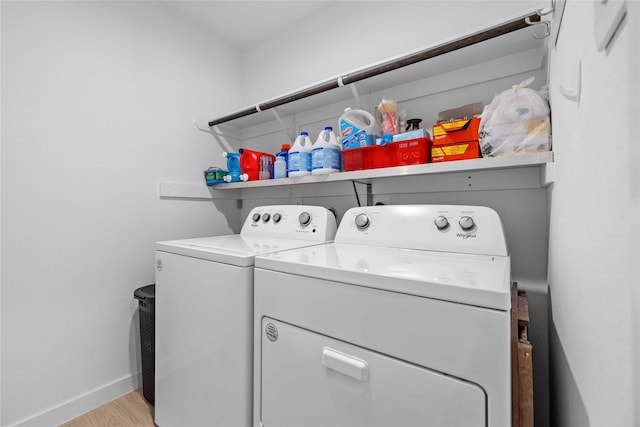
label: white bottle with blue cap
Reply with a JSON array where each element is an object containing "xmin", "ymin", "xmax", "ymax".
[
  {"xmin": 288, "ymin": 131, "xmax": 313, "ymax": 177},
  {"xmin": 312, "ymin": 126, "xmax": 342, "ymax": 175}
]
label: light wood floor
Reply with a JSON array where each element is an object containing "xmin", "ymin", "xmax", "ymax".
[{"xmin": 59, "ymin": 389, "xmax": 155, "ymax": 427}]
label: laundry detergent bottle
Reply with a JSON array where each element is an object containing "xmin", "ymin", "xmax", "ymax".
[
  {"xmin": 312, "ymin": 126, "xmax": 342, "ymax": 175},
  {"xmin": 288, "ymin": 132, "xmax": 313, "ymax": 177}
]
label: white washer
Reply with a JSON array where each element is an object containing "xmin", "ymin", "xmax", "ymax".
[
  {"xmin": 155, "ymin": 205, "xmax": 337, "ymax": 427},
  {"xmin": 253, "ymin": 204, "xmax": 512, "ymax": 427}
]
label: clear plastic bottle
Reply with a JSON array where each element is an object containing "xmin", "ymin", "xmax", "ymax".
[
  {"xmin": 312, "ymin": 126, "xmax": 342, "ymax": 175},
  {"xmin": 277, "ymin": 143, "xmax": 290, "ymax": 170},
  {"xmin": 288, "ymin": 132, "xmax": 313, "ymax": 177},
  {"xmin": 274, "ymin": 156, "xmax": 287, "ymax": 179}
]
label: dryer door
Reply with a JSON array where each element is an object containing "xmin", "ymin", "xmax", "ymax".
[{"xmin": 260, "ymin": 318, "xmax": 486, "ymax": 427}]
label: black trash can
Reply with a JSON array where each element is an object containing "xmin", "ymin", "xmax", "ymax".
[{"xmin": 134, "ymin": 284, "xmax": 155, "ymax": 405}]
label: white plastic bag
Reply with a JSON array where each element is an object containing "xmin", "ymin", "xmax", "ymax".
[{"xmin": 479, "ymin": 77, "xmax": 551, "ymax": 157}]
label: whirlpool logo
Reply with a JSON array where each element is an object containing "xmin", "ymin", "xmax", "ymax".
[{"xmin": 456, "ymin": 232, "xmax": 477, "ymax": 239}]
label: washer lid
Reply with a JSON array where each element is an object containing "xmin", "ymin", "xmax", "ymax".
[
  {"xmin": 255, "ymin": 243, "xmax": 511, "ymax": 310},
  {"xmin": 156, "ymin": 235, "xmax": 330, "ymax": 267}
]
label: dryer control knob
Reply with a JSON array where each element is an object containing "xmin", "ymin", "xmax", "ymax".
[
  {"xmin": 299, "ymin": 212, "xmax": 311, "ymax": 226},
  {"xmin": 434, "ymin": 215, "xmax": 449, "ymax": 230},
  {"xmin": 272, "ymin": 213, "xmax": 281, "ymax": 223},
  {"xmin": 459, "ymin": 216, "xmax": 475, "ymax": 231},
  {"xmin": 262, "ymin": 213, "xmax": 271, "ymax": 222},
  {"xmin": 252, "ymin": 213, "xmax": 261, "ymax": 222},
  {"xmin": 354, "ymin": 213, "xmax": 370, "ymax": 230}
]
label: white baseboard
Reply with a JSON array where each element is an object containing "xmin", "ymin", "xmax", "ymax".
[{"xmin": 11, "ymin": 373, "xmax": 142, "ymax": 427}]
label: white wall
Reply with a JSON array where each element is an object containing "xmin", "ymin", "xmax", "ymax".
[
  {"xmin": 1, "ymin": 2, "xmax": 242, "ymax": 425},
  {"xmin": 241, "ymin": 0, "xmax": 546, "ymax": 104},
  {"xmin": 548, "ymin": 1, "xmax": 639, "ymax": 426}
]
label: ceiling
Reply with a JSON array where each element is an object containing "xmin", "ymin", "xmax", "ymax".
[{"xmin": 166, "ymin": 1, "xmax": 337, "ymax": 50}]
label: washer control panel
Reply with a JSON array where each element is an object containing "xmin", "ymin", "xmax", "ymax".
[
  {"xmin": 338, "ymin": 205, "xmax": 508, "ymax": 256},
  {"xmin": 242, "ymin": 205, "xmax": 337, "ymax": 241}
]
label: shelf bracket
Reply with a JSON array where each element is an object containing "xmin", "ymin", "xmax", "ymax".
[
  {"xmin": 524, "ymin": 8, "xmax": 552, "ymax": 39},
  {"xmin": 193, "ymin": 117, "xmax": 211, "ymax": 133},
  {"xmin": 348, "ymin": 82, "xmax": 362, "ymax": 110},
  {"xmin": 193, "ymin": 118, "xmax": 234, "ymax": 153},
  {"xmin": 210, "ymin": 125, "xmax": 234, "ymax": 153},
  {"xmin": 524, "ymin": 17, "xmax": 550, "ymax": 39},
  {"xmin": 271, "ymin": 108, "xmax": 293, "ymax": 141}
]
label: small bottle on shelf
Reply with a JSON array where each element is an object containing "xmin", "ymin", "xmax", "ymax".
[{"xmin": 274, "ymin": 156, "xmax": 287, "ymax": 179}]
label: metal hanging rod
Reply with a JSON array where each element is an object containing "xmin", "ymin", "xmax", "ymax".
[{"xmin": 208, "ymin": 12, "xmax": 540, "ymax": 127}]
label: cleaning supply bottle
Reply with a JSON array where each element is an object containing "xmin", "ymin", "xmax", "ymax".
[
  {"xmin": 340, "ymin": 108, "xmax": 380, "ymax": 149},
  {"xmin": 277, "ymin": 143, "xmax": 290, "ymax": 167},
  {"xmin": 222, "ymin": 152, "xmax": 248, "ymax": 183},
  {"xmin": 312, "ymin": 126, "xmax": 341, "ymax": 175},
  {"xmin": 274, "ymin": 143, "xmax": 290, "ymax": 178},
  {"xmin": 288, "ymin": 132, "xmax": 312, "ymax": 177},
  {"xmin": 274, "ymin": 156, "xmax": 287, "ymax": 179}
]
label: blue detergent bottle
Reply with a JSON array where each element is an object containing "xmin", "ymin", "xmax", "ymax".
[{"xmin": 222, "ymin": 152, "xmax": 248, "ymax": 182}]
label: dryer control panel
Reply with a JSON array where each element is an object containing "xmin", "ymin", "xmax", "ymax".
[
  {"xmin": 241, "ymin": 205, "xmax": 338, "ymax": 242},
  {"xmin": 336, "ymin": 205, "xmax": 508, "ymax": 256}
]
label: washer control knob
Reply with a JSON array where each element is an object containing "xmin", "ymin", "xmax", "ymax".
[
  {"xmin": 354, "ymin": 213, "xmax": 371, "ymax": 230},
  {"xmin": 459, "ymin": 216, "xmax": 475, "ymax": 231},
  {"xmin": 262, "ymin": 213, "xmax": 271, "ymax": 222},
  {"xmin": 272, "ymin": 213, "xmax": 281, "ymax": 223},
  {"xmin": 252, "ymin": 213, "xmax": 261, "ymax": 222},
  {"xmin": 299, "ymin": 212, "xmax": 311, "ymax": 226},
  {"xmin": 434, "ymin": 215, "xmax": 449, "ymax": 230}
]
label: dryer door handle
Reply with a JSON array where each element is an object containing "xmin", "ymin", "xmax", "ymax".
[{"xmin": 322, "ymin": 347, "xmax": 369, "ymax": 381}]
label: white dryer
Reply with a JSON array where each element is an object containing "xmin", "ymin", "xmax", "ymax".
[
  {"xmin": 253, "ymin": 204, "xmax": 512, "ymax": 427},
  {"xmin": 155, "ymin": 205, "xmax": 337, "ymax": 427}
]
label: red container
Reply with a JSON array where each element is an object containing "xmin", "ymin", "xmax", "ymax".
[
  {"xmin": 342, "ymin": 137, "xmax": 431, "ymax": 172},
  {"xmin": 239, "ymin": 149, "xmax": 275, "ymax": 181},
  {"xmin": 367, "ymin": 145, "xmax": 392, "ymax": 169},
  {"xmin": 342, "ymin": 148, "xmax": 367, "ymax": 171},
  {"xmin": 394, "ymin": 138, "xmax": 430, "ymax": 165}
]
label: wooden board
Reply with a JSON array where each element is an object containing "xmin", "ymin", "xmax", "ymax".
[
  {"xmin": 511, "ymin": 283, "xmax": 521, "ymax": 427},
  {"xmin": 518, "ymin": 341, "xmax": 535, "ymax": 427},
  {"xmin": 511, "ymin": 282, "xmax": 534, "ymax": 427}
]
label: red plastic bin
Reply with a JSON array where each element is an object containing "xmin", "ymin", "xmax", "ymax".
[{"xmin": 342, "ymin": 137, "xmax": 431, "ymax": 172}]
